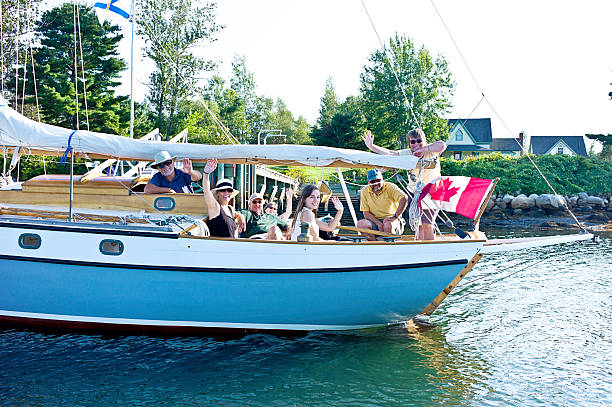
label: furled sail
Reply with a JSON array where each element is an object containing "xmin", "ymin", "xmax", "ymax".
[{"xmin": 0, "ymin": 100, "xmax": 418, "ymax": 170}]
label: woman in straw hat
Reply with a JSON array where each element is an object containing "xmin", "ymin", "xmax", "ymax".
[{"xmin": 202, "ymin": 159, "xmax": 245, "ymax": 238}]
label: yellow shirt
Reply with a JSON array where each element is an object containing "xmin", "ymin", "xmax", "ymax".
[
  {"xmin": 360, "ymin": 182, "xmax": 407, "ymax": 220},
  {"xmin": 398, "ymin": 149, "xmax": 441, "ymax": 187}
]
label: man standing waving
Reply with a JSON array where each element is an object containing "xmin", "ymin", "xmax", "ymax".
[{"xmin": 362, "ymin": 129, "xmax": 447, "ymax": 240}]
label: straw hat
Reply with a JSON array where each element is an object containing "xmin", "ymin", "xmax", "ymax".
[
  {"xmin": 212, "ymin": 178, "xmax": 239, "ymax": 199},
  {"xmin": 151, "ymin": 151, "xmax": 177, "ymax": 169}
]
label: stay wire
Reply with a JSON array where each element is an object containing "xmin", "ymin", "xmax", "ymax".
[
  {"xmin": 75, "ymin": 3, "xmax": 90, "ymax": 131},
  {"xmin": 0, "ymin": 0, "xmax": 4, "ymax": 93},
  {"xmin": 25, "ymin": 0, "xmax": 40, "ymax": 121},
  {"xmin": 72, "ymin": 1, "xmax": 79, "ymax": 131},
  {"xmin": 429, "ymin": 0, "xmax": 586, "ymax": 233},
  {"xmin": 360, "ymin": 0, "xmax": 422, "ymax": 130},
  {"xmin": 451, "ymin": 258, "xmax": 543, "ymax": 300},
  {"xmin": 138, "ymin": 21, "xmax": 239, "ymax": 144},
  {"xmin": 14, "ymin": 0, "xmax": 19, "ymax": 109}
]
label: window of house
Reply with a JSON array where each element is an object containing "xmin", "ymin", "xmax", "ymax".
[
  {"xmin": 454, "ymin": 152, "xmax": 462, "ymax": 160},
  {"xmin": 456, "ymin": 129, "xmax": 464, "ymax": 141},
  {"xmin": 557, "ymin": 146, "xmax": 564, "ymax": 154}
]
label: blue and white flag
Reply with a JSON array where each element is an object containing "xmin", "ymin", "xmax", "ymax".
[{"xmin": 94, "ymin": 0, "xmax": 130, "ymax": 21}]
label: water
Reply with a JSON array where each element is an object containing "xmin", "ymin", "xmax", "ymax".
[{"xmin": 1, "ymin": 231, "xmax": 610, "ymax": 406}]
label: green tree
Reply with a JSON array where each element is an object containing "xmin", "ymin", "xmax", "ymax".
[
  {"xmin": 312, "ymin": 96, "xmax": 365, "ymax": 149},
  {"xmin": 137, "ymin": 0, "xmax": 222, "ymax": 139},
  {"xmin": 317, "ymin": 76, "xmax": 339, "ymax": 128},
  {"xmin": 202, "ymin": 75, "xmax": 247, "ymax": 141},
  {"xmin": 0, "ymin": 0, "xmax": 42, "ymax": 107},
  {"xmin": 359, "ymin": 33, "xmax": 454, "ymax": 148},
  {"xmin": 32, "ymin": 4, "xmax": 127, "ymax": 133}
]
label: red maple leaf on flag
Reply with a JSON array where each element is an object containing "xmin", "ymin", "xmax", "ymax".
[{"xmin": 428, "ymin": 178, "xmax": 460, "ymax": 202}]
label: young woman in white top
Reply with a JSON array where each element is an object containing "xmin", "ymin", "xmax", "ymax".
[{"xmin": 290, "ymin": 184, "xmax": 344, "ymax": 241}]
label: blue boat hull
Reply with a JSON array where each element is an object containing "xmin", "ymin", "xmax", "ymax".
[{"xmin": 0, "ymin": 256, "xmax": 467, "ymax": 332}]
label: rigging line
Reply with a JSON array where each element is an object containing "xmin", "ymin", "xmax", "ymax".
[
  {"xmin": 72, "ymin": 1, "xmax": 79, "ymax": 130},
  {"xmin": 456, "ymin": 257, "xmax": 535, "ymax": 291},
  {"xmin": 14, "ymin": 0, "xmax": 19, "ymax": 109},
  {"xmin": 451, "ymin": 258, "xmax": 543, "ymax": 300},
  {"xmin": 25, "ymin": 0, "xmax": 39, "ymax": 121},
  {"xmin": 429, "ymin": 0, "xmax": 485, "ymax": 96},
  {"xmin": 139, "ymin": 24, "xmax": 239, "ymax": 145},
  {"xmin": 75, "ymin": 3, "xmax": 89, "ymax": 131},
  {"xmin": 483, "ymin": 97, "xmax": 586, "ymax": 231},
  {"xmin": 19, "ymin": 32, "xmax": 27, "ymax": 114},
  {"xmin": 359, "ymin": 0, "xmax": 422, "ymax": 130},
  {"xmin": 458, "ymin": 93, "xmax": 484, "ymax": 131},
  {"xmin": 429, "ymin": 0, "xmax": 586, "ymax": 233},
  {"xmin": 0, "ymin": 0, "xmax": 4, "ymax": 93}
]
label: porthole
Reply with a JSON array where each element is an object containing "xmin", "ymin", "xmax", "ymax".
[
  {"xmin": 99, "ymin": 239, "xmax": 124, "ymax": 256},
  {"xmin": 154, "ymin": 196, "xmax": 175, "ymax": 211},
  {"xmin": 19, "ymin": 233, "xmax": 41, "ymax": 249}
]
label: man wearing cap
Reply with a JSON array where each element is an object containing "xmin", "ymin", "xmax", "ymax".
[
  {"xmin": 238, "ymin": 192, "xmax": 289, "ymax": 240},
  {"xmin": 356, "ymin": 169, "xmax": 407, "ymax": 241},
  {"xmin": 144, "ymin": 150, "xmax": 202, "ymax": 194}
]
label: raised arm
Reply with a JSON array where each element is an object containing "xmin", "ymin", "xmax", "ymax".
[
  {"xmin": 361, "ymin": 130, "xmax": 399, "ymax": 156},
  {"xmin": 181, "ymin": 158, "xmax": 203, "ymax": 181},
  {"xmin": 279, "ymin": 187, "xmax": 294, "ymax": 221},
  {"xmin": 202, "ymin": 159, "xmax": 220, "ymax": 219},
  {"xmin": 318, "ymin": 196, "xmax": 344, "ymax": 232},
  {"xmin": 412, "ymin": 140, "xmax": 447, "ymax": 157}
]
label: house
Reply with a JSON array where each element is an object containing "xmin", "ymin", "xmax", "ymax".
[
  {"xmin": 445, "ymin": 118, "xmax": 523, "ymax": 160},
  {"xmin": 529, "ymin": 136, "xmax": 588, "ymax": 157}
]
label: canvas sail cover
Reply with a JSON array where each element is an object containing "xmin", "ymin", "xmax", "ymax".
[{"xmin": 0, "ymin": 100, "xmax": 418, "ymax": 170}]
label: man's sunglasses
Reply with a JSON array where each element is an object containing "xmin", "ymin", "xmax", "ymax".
[
  {"xmin": 154, "ymin": 160, "xmax": 173, "ymax": 168},
  {"xmin": 251, "ymin": 200, "xmax": 263, "ymax": 204},
  {"xmin": 218, "ymin": 188, "xmax": 233, "ymax": 193},
  {"xmin": 368, "ymin": 179, "xmax": 382, "ymax": 184},
  {"xmin": 410, "ymin": 139, "xmax": 423, "ymax": 144}
]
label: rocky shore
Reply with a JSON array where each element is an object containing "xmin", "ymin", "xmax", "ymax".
[{"xmin": 456, "ymin": 192, "xmax": 612, "ymax": 231}]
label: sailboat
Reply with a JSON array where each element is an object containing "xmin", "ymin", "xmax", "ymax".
[
  {"xmin": 0, "ymin": 98, "xmax": 594, "ymax": 334},
  {"xmin": 0, "ymin": 0, "xmax": 597, "ymax": 334}
]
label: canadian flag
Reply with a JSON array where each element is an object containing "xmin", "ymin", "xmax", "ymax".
[{"xmin": 419, "ymin": 176, "xmax": 495, "ymax": 219}]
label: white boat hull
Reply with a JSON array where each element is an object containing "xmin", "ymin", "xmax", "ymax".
[{"xmin": 0, "ymin": 218, "xmax": 484, "ymax": 333}]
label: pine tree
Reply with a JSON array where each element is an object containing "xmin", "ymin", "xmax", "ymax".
[{"xmin": 32, "ymin": 3, "xmax": 128, "ymax": 133}]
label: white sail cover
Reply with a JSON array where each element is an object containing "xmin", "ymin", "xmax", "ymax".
[{"xmin": 0, "ymin": 100, "xmax": 418, "ymax": 170}]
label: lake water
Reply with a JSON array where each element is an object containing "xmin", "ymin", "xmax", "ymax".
[{"xmin": 1, "ymin": 230, "xmax": 610, "ymax": 406}]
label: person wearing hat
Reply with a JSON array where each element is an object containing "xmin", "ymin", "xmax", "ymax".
[
  {"xmin": 144, "ymin": 151, "xmax": 202, "ymax": 194},
  {"xmin": 356, "ymin": 168, "xmax": 407, "ymax": 240},
  {"xmin": 237, "ymin": 192, "xmax": 289, "ymax": 240},
  {"xmin": 201, "ymin": 158, "xmax": 245, "ymax": 238},
  {"xmin": 361, "ymin": 129, "xmax": 447, "ymax": 240}
]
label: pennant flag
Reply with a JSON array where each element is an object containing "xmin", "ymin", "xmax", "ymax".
[
  {"xmin": 94, "ymin": 0, "xmax": 130, "ymax": 20},
  {"xmin": 419, "ymin": 176, "xmax": 495, "ymax": 219}
]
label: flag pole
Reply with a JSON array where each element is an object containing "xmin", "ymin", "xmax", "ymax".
[{"xmin": 129, "ymin": 0, "xmax": 135, "ymax": 139}]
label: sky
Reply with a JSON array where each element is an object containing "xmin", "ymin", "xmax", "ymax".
[{"xmin": 57, "ymin": 1, "xmax": 612, "ymax": 145}]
